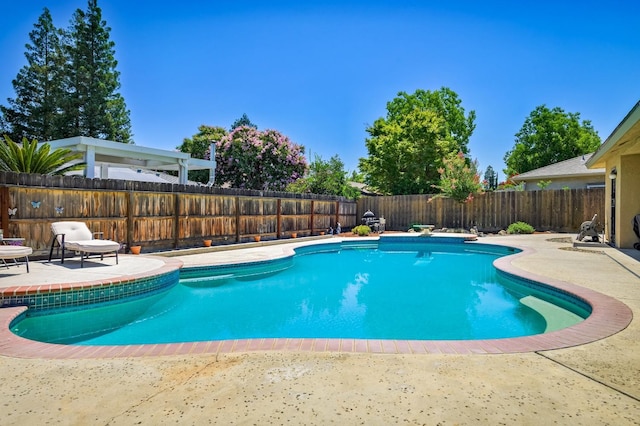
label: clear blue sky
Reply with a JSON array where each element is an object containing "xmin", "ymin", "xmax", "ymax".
[{"xmin": 1, "ymin": 1, "xmax": 639, "ymax": 180}]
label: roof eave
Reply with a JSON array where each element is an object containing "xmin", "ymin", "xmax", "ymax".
[
  {"xmin": 511, "ymin": 170, "xmax": 605, "ymax": 182},
  {"xmin": 586, "ymin": 100, "xmax": 640, "ymax": 169}
]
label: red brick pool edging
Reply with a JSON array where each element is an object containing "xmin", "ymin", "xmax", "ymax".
[{"xmin": 0, "ymin": 246, "xmax": 633, "ymax": 358}]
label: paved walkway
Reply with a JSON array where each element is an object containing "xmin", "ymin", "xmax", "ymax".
[
  {"xmin": 0, "ymin": 253, "xmax": 173, "ymax": 288},
  {"xmin": 0, "ymin": 234, "xmax": 638, "ymax": 424}
]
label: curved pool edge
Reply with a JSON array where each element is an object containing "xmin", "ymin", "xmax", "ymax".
[{"xmin": 0, "ymin": 239, "xmax": 633, "ymax": 358}]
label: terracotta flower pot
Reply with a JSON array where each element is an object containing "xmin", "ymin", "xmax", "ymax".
[
  {"xmin": 291, "ymin": 232, "xmax": 297, "ymax": 238},
  {"xmin": 253, "ymin": 236, "xmax": 261, "ymax": 242},
  {"xmin": 203, "ymin": 239, "xmax": 212, "ymax": 247},
  {"xmin": 130, "ymin": 245, "xmax": 142, "ymax": 255}
]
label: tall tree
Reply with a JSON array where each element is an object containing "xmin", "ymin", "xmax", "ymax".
[
  {"xmin": 359, "ymin": 87, "xmax": 476, "ymax": 195},
  {"xmin": 483, "ymin": 165, "xmax": 498, "ymax": 190},
  {"xmin": 62, "ymin": 0, "xmax": 132, "ymax": 142},
  {"xmin": 1, "ymin": 8, "xmax": 66, "ymax": 141},
  {"xmin": 177, "ymin": 125, "xmax": 227, "ymax": 183},
  {"xmin": 230, "ymin": 113, "xmax": 257, "ymax": 131},
  {"xmin": 504, "ymin": 105, "xmax": 601, "ymax": 176}
]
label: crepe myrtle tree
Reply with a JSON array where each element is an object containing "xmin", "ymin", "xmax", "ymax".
[
  {"xmin": 207, "ymin": 126, "xmax": 306, "ymax": 191},
  {"xmin": 432, "ymin": 151, "xmax": 483, "ymax": 230}
]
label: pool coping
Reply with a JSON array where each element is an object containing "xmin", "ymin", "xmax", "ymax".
[{"xmin": 0, "ymin": 240, "xmax": 633, "ymax": 358}]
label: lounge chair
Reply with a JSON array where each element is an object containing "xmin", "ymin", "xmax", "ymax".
[
  {"xmin": 48, "ymin": 221, "xmax": 120, "ymax": 267},
  {"xmin": 0, "ymin": 245, "xmax": 32, "ymax": 273}
]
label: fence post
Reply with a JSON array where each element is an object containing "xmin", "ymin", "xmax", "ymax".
[
  {"xmin": 0, "ymin": 187, "xmax": 8, "ymax": 235},
  {"xmin": 310, "ymin": 200, "xmax": 315, "ymax": 235},
  {"xmin": 173, "ymin": 193, "xmax": 180, "ymax": 249},
  {"xmin": 277, "ymin": 198, "xmax": 282, "ymax": 238},
  {"xmin": 126, "ymin": 191, "xmax": 134, "ymax": 250},
  {"xmin": 235, "ymin": 196, "xmax": 241, "ymax": 243}
]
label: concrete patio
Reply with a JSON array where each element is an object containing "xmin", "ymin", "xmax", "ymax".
[{"xmin": 0, "ymin": 233, "xmax": 638, "ymax": 424}]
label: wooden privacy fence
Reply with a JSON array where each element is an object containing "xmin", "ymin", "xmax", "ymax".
[
  {"xmin": 0, "ymin": 171, "xmax": 357, "ymax": 257},
  {"xmin": 357, "ymin": 188, "xmax": 605, "ymax": 233}
]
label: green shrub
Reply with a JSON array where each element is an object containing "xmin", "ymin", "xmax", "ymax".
[
  {"xmin": 507, "ymin": 221, "xmax": 535, "ymax": 234},
  {"xmin": 351, "ymin": 225, "xmax": 371, "ymax": 236},
  {"xmin": 536, "ymin": 180, "xmax": 552, "ymax": 189}
]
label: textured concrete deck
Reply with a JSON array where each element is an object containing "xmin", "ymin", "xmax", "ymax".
[{"xmin": 0, "ymin": 233, "xmax": 638, "ymax": 424}]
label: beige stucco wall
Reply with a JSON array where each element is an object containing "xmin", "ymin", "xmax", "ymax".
[
  {"xmin": 588, "ymin": 101, "xmax": 640, "ymax": 249},
  {"xmin": 618, "ymin": 154, "xmax": 640, "ymax": 248}
]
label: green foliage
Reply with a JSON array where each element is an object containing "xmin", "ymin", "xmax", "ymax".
[
  {"xmin": 230, "ymin": 113, "xmax": 257, "ymax": 131},
  {"xmin": 351, "ymin": 225, "xmax": 371, "ymax": 236},
  {"xmin": 0, "ymin": 135, "xmax": 85, "ymax": 175},
  {"xmin": 483, "ymin": 165, "xmax": 498, "ymax": 191},
  {"xmin": 359, "ymin": 87, "xmax": 476, "ymax": 195},
  {"xmin": 177, "ymin": 125, "xmax": 227, "ymax": 183},
  {"xmin": 213, "ymin": 126, "xmax": 306, "ymax": 191},
  {"xmin": 286, "ymin": 154, "xmax": 360, "ymax": 198},
  {"xmin": 63, "ymin": 0, "xmax": 132, "ymax": 142},
  {"xmin": 507, "ymin": 221, "xmax": 535, "ymax": 234},
  {"xmin": 536, "ymin": 180, "xmax": 552, "ymax": 189},
  {"xmin": 504, "ymin": 105, "xmax": 601, "ymax": 176},
  {"xmin": 1, "ymin": 2, "xmax": 132, "ymax": 143},
  {"xmin": 348, "ymin": 169, "xmax": 365, "ymax": 183},
  {"xmin": 432, "ymin": 151, "xmax": 483, "ymax": 203},
  {"xmin": 0, "ymin": 8, "xmax": 66, "ymax": 142}
]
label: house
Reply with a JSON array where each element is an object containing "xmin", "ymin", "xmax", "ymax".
[
  {"xmin": 510, "ymin": 153, "xmax": 605, "ymax": 190},
  {"xmin": 586, "ymin": 100, "xmax": 640, "ymax": 249}
]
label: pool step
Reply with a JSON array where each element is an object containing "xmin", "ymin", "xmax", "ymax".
[
  {"xmin": 520, "ymin": 295, "xmax": 583, "ymax": 332},
  {"xmin": 180, "ymin": 274, "xmax": 234, "ymax": 285}
]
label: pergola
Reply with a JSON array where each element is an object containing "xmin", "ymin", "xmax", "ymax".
[{"xmin": 45, "ymin": 136, "xmax": 216, "ymax": 185}]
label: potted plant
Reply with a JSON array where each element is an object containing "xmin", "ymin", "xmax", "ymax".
[{"xmin": 254, "ymin": 224, "xmax": 265, "ymax": 242}]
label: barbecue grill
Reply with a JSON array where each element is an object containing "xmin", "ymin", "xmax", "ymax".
[{"xmin": 361, "ymin": 210, "xmax": 385, "ymax": 233}]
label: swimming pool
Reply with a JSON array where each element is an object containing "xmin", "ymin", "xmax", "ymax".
[{"xmin": 11, "ymin": 239, "xmax": 590, "ymax": 345}]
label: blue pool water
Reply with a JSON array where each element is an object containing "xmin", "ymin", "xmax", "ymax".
[{"xmin": 12, "ymin": 242, "xmax": 588, "ymax": 345}]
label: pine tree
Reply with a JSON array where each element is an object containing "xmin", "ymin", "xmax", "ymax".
[
  {"xmin": 230, "ymin": 113, "xmax": 257, "ymax": 131},
  {"xmin": 0, "ymin": 8, "xmax": 66, "ymax": 141},
  {"xmin": 483, "ymin": 165, "xmax": 498, "ymax": 190},
  {"xmin": 63, "ymin": 0, "xmax": 132, "ymax": 143}
]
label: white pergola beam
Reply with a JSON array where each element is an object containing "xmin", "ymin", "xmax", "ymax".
[{"xmin": 44, "ymin": 136, "xmax": 216, "ymax": 183}]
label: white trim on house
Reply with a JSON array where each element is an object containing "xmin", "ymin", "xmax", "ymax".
[{"xmin": 586, "ymin": 101, "xmax": 640, "ymax": 169}]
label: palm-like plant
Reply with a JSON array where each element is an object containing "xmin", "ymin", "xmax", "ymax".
[{"xmin": 0, "ymin": 136, "xmax": 85, "ymax": 175}]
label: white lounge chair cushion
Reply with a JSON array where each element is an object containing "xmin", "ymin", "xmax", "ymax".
[
  {"xmin": 50, "ymin": 221, "xmax": 120, "ymax": 254},
  {"xmin": 64, "ymin": 239, "xmax": 121, "ymax": 253},
  {"xmin": 51, "ymin": 221, "xmax": 94, "ymax": 243},
  {"xmin": 0, "ymin": 246, "xmax": 32, "ymax": 259}
]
